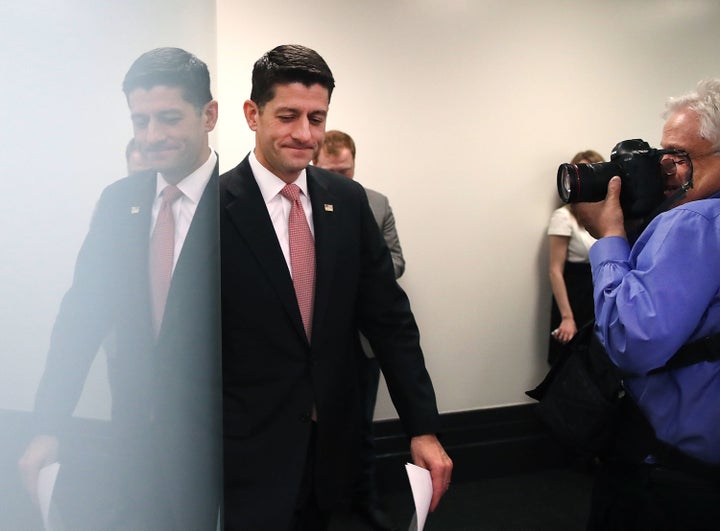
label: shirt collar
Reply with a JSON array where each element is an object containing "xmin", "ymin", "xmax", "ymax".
[
  {"xmin": 155, "ymin": 149, "xmax": 217, "ymax": 203},
  {"xmin": 249, "ymin": 150, "xmax": 309, "ymax": 204}
]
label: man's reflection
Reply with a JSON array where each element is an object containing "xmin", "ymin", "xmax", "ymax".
[{"xmin": 18, "ymin": 47, "xmax": 222, "ymax": 529}]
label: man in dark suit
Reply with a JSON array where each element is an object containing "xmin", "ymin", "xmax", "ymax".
[
  {"xmin": 221, "ymin": 44, "xmax": 453, "ymax": 530},
  {"xmin": 314, "ymin": 130, "xmax": 404, "ymax": 531},
  {"xmin": 18, "ymin": 47, "xmax": 222, "ymax": 529}
]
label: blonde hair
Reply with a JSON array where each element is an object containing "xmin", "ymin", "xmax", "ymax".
[
  {"xmin": 313, "ymin": 130, "xmax": 356, "ymax": 164},
  {"xmin": 570, "ymin": 150, "xmax": 604, "ymax": 164}
]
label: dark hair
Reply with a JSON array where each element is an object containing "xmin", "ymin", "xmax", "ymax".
[
  {"xmin": 122, "ymin": 47, "xmax": 212, "ymax": 109},
  {"xmin": 314, "ymin": 130, "xmax": 356, "ymax": 163},
  {"xmin": 250, "ymin": 44, "xmax": 335, "ymax": 109}
]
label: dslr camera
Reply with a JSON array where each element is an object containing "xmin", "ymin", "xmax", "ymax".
[{"xmin": 557, "ymin": 139, "xmax": 690, "ymax": 219}]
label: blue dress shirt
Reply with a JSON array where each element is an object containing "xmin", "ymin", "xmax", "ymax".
[{"xmin": 590, "ymin": 191, "xmax": 720, "ymax": 465}]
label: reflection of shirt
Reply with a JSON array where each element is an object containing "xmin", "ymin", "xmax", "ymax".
[
  {"xmin": 151, "ymin": 150, "xmax": 217, "ymax": 271},
  {"xmin": 590, "ymin": 191, "xmax": 720, "ymax": 464},
  {"xmin": 548, "ymin": 205, "xmax": 596, "ymax": 263}
]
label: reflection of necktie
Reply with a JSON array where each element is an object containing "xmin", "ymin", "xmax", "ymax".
[
  {"xmin": 280, "ymin": 183, "xmax": 315, "ymax": 341},
  {"xmin": 149, "ymin": 185, "xmax": 183, "ymax": 335}
]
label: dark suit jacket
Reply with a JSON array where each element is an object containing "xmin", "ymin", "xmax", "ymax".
[
  {"xmin": 34, "ymin": 166, "xmax": 222, "ymax": 529},
  {"xmin": 221, "ymin": 156, "xmax": 439, "ymax": 530}
]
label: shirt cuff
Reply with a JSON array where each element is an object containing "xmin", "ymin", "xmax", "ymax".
[{"xmin": 589, "ymin": 236, "xmax": 630, "ymax": 270}]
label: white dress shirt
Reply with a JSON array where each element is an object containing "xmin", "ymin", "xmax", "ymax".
[
  {"xmin": 150, "ymin": 149, "xmax": 217, "ymax": 272},
  {"xmin": 248, "ymin": 151, "xmax": 315, "ymax": 276}
]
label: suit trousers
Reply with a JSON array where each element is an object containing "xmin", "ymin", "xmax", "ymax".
[
  {"xmin": 353, "ymin": 351, "xmax": 381, "ymax": 504},
  {"xmin": 53, "ymin": 437, "xmax": 174, "ymax": 530},
  {"xmin": 291, "ymin": 424, "xmax": 330, "ymax": 531},
  {"xmin": 53, "ymin": 426, "xmax": 220, "ymax": 531}
]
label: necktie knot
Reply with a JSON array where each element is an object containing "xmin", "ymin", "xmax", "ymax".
[
  {"xmin": 161, "ymin": 184, "xmax": 183, "ymax": 206},
  {"xmin": 280, "ymin": 183, "xmax": 301, "ymax": 203}
]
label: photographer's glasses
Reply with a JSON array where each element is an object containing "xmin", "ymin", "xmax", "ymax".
[{"xmin": 659, "ymin": 150, "xmax": 691, "ymax": 178}]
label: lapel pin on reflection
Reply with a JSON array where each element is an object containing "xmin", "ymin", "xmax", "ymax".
[
  {"xmin": 130, "ymin": 206, "xmax": 140, "ymax": 214},
  {"xmin": 324, "ymin": 204, "xmax": 334, "ymax": 212}
]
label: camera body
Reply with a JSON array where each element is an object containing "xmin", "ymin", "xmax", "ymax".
[{"xmin": 557, "ymin": 139, "xmax": 667, "ymax": 218}]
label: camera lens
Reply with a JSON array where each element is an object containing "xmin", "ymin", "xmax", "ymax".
[
  {"xmin": 556, "ymin": 162, "xmax": 622, "ymax": 204},
  {"xmin": 557, "ymin": 164, "xmax": 575, "ymax": 203}
]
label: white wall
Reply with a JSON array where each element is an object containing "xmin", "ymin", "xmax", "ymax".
[
  {"xmin": 2, "ymin": 0, "xmax": 720, "ymax": 422},
  {"xmin": 215, "ymin": 0, "xmax": 720, "ymax": 419}
]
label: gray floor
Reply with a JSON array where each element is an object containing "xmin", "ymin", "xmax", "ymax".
[{"xmin": 330, "ymin": 468, "xmax": 594, "ymax": 531}]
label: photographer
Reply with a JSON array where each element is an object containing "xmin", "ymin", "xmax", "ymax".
[{"xmin": 574, "ymin": 79, "xmax": 720, "ymax": 530}]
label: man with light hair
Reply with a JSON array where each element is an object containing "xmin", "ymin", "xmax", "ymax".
[
  {"xmin": 314, "ymin": 130, "xmax": 404, "ymax": 531},
  {"xmin": 125, "ymin": 138, "xmax": 150, "ymax": 174},
  {"xmin": 575, "ymin": 79, "xmax": 720, "ymax": 529}
]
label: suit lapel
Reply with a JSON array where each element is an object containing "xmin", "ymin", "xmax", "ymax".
[
  {"xmin": 176, "ymin": 165, "xmax": 219, "ymax": 271},
  {"xmin": 119, "ymin": 173, "xmax": 156, "ymax": 340},
  {"xmin": 223, "ymin": 157, "xmax": 306, "ymax": 341},
  {"xmin": 159, "ymin": 165, "xmax": 220, "ymax": 341}
]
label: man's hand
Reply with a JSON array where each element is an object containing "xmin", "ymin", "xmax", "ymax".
[
  {"xmin": 410, "ymin": 434, "xmax": 453, "ymax": 512},
  {"xmin": 573, "ymin": 176, "xmax": 627, "ymax": 240},
  {"xmin": 18, "ymin": 435, "xmax": 59, "ymax": 505}
]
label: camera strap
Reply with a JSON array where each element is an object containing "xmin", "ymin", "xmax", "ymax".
[{"xmin": 648, "ymin": 332, "xmax": 720, "ymax": 375}]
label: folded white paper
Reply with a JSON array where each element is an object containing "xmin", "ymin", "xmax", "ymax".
[
  {"xmin": 38, "ymin": 462, "xmax": 61, "ymax": 531},
  {"xmin": 405, "ymin": 463, "xmax": 432, "ymax": 531}
]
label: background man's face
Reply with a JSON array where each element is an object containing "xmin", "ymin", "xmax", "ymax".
[
  {"xmin": 128, "ymin": 85, "xmax": 217, "ymax": 184},
  {"xmin": 245, "ymin": 82, "xmax": 329, "ymax": 183},
  {"xmin": 127, "ymin": 148, "xmax": 150, "ymax": 174},
  {"xmin": 661, "ymin": 108, "xmax": 720, "ymax": 204},
  {"xmin": 315, "ymin": 147, "xmax": 355, "ymax": 178}
]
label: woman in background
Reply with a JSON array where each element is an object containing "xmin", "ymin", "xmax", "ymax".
[{"xmin": 547, "ymin": 150, "xmax": 604, "ymax": 365}]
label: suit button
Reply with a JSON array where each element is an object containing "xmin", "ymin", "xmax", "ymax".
[{"xmin": 299, "ymin": 413, "xmax": 312, "ymax": 423}]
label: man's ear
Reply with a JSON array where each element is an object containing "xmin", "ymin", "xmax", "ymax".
[
  {"xmin": 244, "ymin": 100, "xmax": 259, "ymax": 131},
  {"xmin": 203, "ymin": 100, "xmax": 219, "ymax": 132}
]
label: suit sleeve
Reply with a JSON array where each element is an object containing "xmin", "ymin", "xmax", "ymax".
[
  {"xmin": 354, "ymin": 188, "xmax": 439, "ymax": 437},
  {"xmin": 380, "ymin": 196, "xmax": 406, "ymax": 279},
  {"xmin": 34, "ymin": 188, "xmax": 119, "ymax": 434}
]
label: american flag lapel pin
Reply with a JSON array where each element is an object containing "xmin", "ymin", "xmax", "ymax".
[
  {"xmin": 130, "ymin": 206, "xmax": 140, "ymax": 214},
  {"xmin": 324, "ymin": 204, "xmax": 334, "ymax": 212}
]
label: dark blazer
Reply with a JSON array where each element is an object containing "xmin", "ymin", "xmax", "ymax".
[
  {"xmin": 221, "ymin": 156, "xmax": 439, "ymax": 530},
  {"xmin": 34, "ymin": 166, "xmax": 222, "ymax": 529}
]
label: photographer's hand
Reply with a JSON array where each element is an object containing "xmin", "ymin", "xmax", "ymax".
[{"xmin": 574, "ymin": 176, "xmax": 626, "ymax": 240}]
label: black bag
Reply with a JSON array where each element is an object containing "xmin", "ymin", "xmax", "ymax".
[
  {"xmin": 527, "ymin": 322, "xmax": 624, "ymax": 457},
  {"xmin": 527, "ymin": 323, "xmax": 720, "ymax": 459}
]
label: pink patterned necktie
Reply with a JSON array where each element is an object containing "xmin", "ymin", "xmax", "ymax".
[
  {"xmin": 280, "ymin": 183, "xmax": 316, "ymax": 341},
  {"xmin": 149, "ymin": 185, "xmax": 183, "ymax": 335}
]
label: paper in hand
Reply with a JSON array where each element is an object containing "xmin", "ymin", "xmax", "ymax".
[
  {"xmin": 38, "ymin": 462, "xmax": 62, "ymax": 531},
  {"xmin": 405, "ymin": 462, "xmax": 432, "ymax": 531}
]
